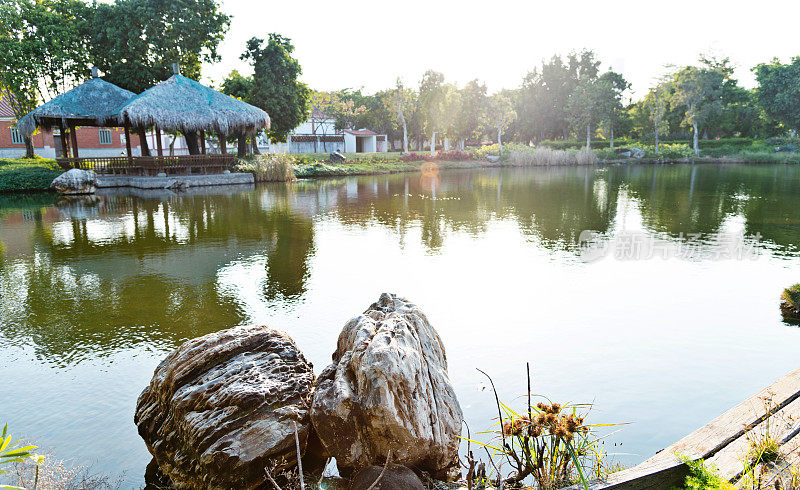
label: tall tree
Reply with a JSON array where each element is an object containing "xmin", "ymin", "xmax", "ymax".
[
  {"xmin": 394, "ymin": 78, "xmax": 412, "ymax": 153},
  {"xmin": 567, "ymin": 78, "xmax": 605, "ymax": 150},
  {"xmin": 671, "ymin": 66, "xmax": 724, "ymax": 156},
  {"xmin": 643, "ymin": 82, "xmax": 670, "ymax": 153},
  {"xmin": 753, "ymin": 57, "xmax": 800, "ymax": 135},
  {"xmin": 0, "ymin": 0, "xmax": 92, "ymax": 157},
  {"xmin": 92, "ymin": 0, "xmax": 230, "ymax": 94},
  {"xmin": 418, "ymin": 70, "xmax": 446, "ymax": 156},
  {"xmin": 486, "ymin": 93, "xmax": 516, "ymax": 153},
  {"xmin": 596, "ymin": 70, "xmax": 629, "ymax": 148},
  {"xmin": 242, "ymin": 34, "xmax": 310, "ymax": 143},
  {"xmin": 452, "ymin": 79, "xmax": 487, "ymax": 149}
]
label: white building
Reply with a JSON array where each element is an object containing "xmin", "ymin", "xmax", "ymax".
[{"xmin": 282, "ymin": 109, "xmax": 388, "ymax": 154}]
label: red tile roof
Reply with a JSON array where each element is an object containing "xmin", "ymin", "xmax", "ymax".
[
  {"xmin": 0, "ymin": 95, "xmax": 15, "ymax": 119},
  {"xmin": 343, "ymin": 128, "xmax": 377, "ymax": 136}
]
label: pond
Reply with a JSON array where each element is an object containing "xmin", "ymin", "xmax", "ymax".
[{"xmin": 1, "ymin": 163, "xmax": 800, "ymax": 486}]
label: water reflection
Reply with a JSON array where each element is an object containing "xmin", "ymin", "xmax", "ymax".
[{"xmin": 2, "ymin": 164, "xmax": 800, "ymax": 485}]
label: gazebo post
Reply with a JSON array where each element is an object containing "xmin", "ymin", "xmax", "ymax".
[
  {"xmin": 237, "ymin": 133, "xmax": 247, "ymax": 157},
  {"xmin": 155, "ymin": 127, "xmax": 163, "ymax": 157},
  {"xmin": 137, "ymin": 128, "xmax": 151, "ymax": 157},
  {"xmin": 220, "ymin": 133, "xmax": 227, "ymax": 154},
  {"xmin": 58, "ymin": 123, "xmax": 69, "ymax": 158},
  {"xmin": 124, "ymin": 124, "xmax": 132, "ymax": 159},
  {"xmin": 68, "ymin": 123, "xmax": 79, "ymax": 158},
  {"xmin": 200, "ymin": 130, "xmax": 206, "ymax": 154}
]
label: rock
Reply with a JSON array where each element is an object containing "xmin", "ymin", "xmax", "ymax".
[
  {"xmin": 134, "ymin": 325, "xmax": 317, "ymax": 489},
  {"xmin": 165, "ymin": 180, "xmax": 187, "ymax": 191},
  {"xmin": 614, "ymin": 148, "xmax": 632, "ymax": 158},
  {"xmin": 486, "ymin": 155, "xmax": 500, "ymax": 162},
  {"xmin": 311, "ymin": 293, "xmax": 463, "ymax": 479},
  {"xmin": 350, "ymin": 464, "xmax": 425, "ymax": 490},
  {"xmin": 630, "ymin": 147, "xmax": 646, "ymax": 159},
  {"xmin": 50, "ymin": 168, "xmax": 96, "ymax": 194}
]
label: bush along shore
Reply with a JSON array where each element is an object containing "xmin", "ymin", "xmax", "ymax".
[{"xmin": 5, "ymin": 136, "xmax": 800, "ymax": 192}]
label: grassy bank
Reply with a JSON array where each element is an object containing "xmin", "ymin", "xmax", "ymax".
[{"xmin": 0, "ymin": 158, "xmax": 62, "ymax": 193}]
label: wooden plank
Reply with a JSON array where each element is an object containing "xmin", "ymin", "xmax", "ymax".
[
  {"xmin": 565, "ymin": 367, "xmax": 800, "ymax": 489},
  {"xmin": 645, "ymin": 366, "xmax": 800, "ymax": 466},
  {"xmin": 707, "ymin": 395, "xmax": 800, "ymax": 481}
]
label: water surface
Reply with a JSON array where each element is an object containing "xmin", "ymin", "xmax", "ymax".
[{"xmin": 1, "ymin": 164, "xmax": 799, "ymax": 486}]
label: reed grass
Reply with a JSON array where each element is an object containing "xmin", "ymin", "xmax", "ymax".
[
  {"xmin": 236, "ymin": 154, "xmax": 297, "ymax": 182},
  {"xmin": 507, "ymin": 147, "xmax": 598, "ymax": 167}
]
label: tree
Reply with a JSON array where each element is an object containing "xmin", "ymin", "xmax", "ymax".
[
  {"xmin": 221, "ymin": 70, "xmax": 259, "ymax": 152},
  {"xmin": 671, "ymin": 66, "xmax": 724, "ymax": 156},
  {"xmin": 753, "ymin": 57, "xmax": 800, "ymax": 135},
  {"xmin": 567, "ymin": 79, "xmax": 605, "ymax": 150},
  {"xmin": 0, "ymin": 0, "xmax": 92, "ymax": 156},
  {"xmin": 418, "ymin": 70, "xmax": 446, "ymax": 156},
  {"xmin": 486, "ymin": 93, "xmax": 516, "ymax": 153},
  {"xmin": 92, "ymin": 0, "xmax": 230, "ymax": 94},
  {"xmin": 452, "ymin": 79, "xmax": 487, "ymax": 149},
  {"xmin": 596, "ymin": 70, "xmax": 629, "ymax": 148},
  {"xmin": 394, "ymin": 78, "xmax": 412, "ymax": 153},
  {"xmin": 643, "ymin": 82, "xmax": 670, "ymax": 153},
  {"xmin": 242, "ymin": 34, "xmax": 310, "ymax": 143}
]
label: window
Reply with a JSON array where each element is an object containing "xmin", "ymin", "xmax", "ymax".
[
  {"xmin": 99, "ymin": 129, "xmax": 112, "ymax": 145},
  {"xmin": 10, "ymin": 127, "xmax": 24, "ymax": 145}
]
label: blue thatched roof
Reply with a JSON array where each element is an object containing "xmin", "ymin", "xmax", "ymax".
[
  {"xmin": 17, "ymin": 78, "xmax": 136, "ymax": 137},
  {"xmin": 118, "ymin": 74, "xmax": 270, "ymax": 136}
]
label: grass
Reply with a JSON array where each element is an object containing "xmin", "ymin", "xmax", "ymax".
[
  {"xmin": 671, "ymin": 458, "xmax": 735, "ymax": 490},
  {"xmin": 235, "ymin": 154, "xmax": 297, "ymax": 182},
  {"xmin": 506, "ymin": 147, "xmax": 598, "ymax": 166},
  {"xmin": 0, "ymin": 159, "xmax": 62, "ymax": 193},
  {"xmin": 293, "ymin": 159, "xmax": 497, "ymax": 179}
]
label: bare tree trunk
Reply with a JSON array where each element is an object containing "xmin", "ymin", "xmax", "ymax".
[
  {"xmin": 692, "ymin": 122, "xmax": 699, "ymax": 156},
  {"xmin": 654, "ymin": 119, "xmax": 660, "ymax": 154},
  {"xmin": 444, "ymin": 137, "xmax": 450, "ymax": 151},
  {"xmin": 430, "ymin": 131, "xmax": 436, "ymax": 157},
  {"xmin": 169, "ymin": 135, "xmax": 176, "ymax": 156},
  {"xmin": 586, "ymin": 124, "xmax": 591, "ymax": 151},
  {"xmin": 251, "ymin": 137, "xmax": 260, "ymax": 154},
  {"xmin": 138, "ymin": 128, "xmax": 151, "ymax": 156},
  {"xmin": 497, "ymin": 127, "xmax": 503, "ymax": 154},
  {"xmin": 610, "ymin": 122, "xmax": 614, "ymax": 149},
  {"xmin": 397, "ymin": 91, "xmax": 408, "ymax": 154},
  {"xmin": 23, "ymin": 136, "xmax": 34, "ymax": 158}
]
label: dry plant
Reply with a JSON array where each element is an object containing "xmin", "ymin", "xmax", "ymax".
[
  {"xmin": 461, "ymin": 364, "xmax": 622, "ymax": 489},
  {"xmin": 237, "ymin": 154, "xmax": 297, "ymax": 182},
  {"xmin": 507, "ymin": 148, "xmax": 597, "ymax": 167}
]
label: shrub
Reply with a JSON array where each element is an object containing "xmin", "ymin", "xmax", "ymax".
[
  {"xmin": 400, "ymin": 150, "xmax": 475, "ymax": 162},
  {"xmin": 672, "ymin": 458, "xmax": 735, "ymax": 490},
  {"xmin": 235, "ymin": 154, "xmax": 297, "ymax": 182},
  {"xmin": 400, "ymin": 152, "xmax": 429, "ymax": 162},
  {"xmin": 647, "ymin": 144, "xmax": 696, "ymax": 160},
  {"xmin": 0, "ymin": 162, "xmax": 62, "ymax": 193}
]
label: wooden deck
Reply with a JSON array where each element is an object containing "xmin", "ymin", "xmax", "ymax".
[
  {"xmin": 56, "ymin": 155, "xmax": 236, "ymax": 176},
  {"xmin": 568, "ymin": 367, "xmax": 800, "ymax": 489}
]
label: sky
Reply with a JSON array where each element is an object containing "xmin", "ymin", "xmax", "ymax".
[{"xmin": 203, "ymin": 0, "xmax": 800, "ymax": 101}]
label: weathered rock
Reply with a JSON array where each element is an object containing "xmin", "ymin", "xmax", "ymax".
[
  {"xmin": 311, "ymin": 293, "xmax": 463, "ymax": 478},
  {"xmin": 630, "ymin": 147, "xmax": 646, "ymax": 159},
  {"xmin": 135, "ymin": 325, "xmax": 316, "ymax": 489},
  {"xmin": 350, "ymin": 464, "xmax": 425, "ymax": 490},
  {"xmin": 50, "ymin": 168, "xmax": 96, "ymax": 194}
]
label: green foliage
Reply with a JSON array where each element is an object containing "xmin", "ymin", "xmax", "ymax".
[
  {"xmin": 241, "ymin": 34, "xmax": 311, "ymax": 143},
  {"xmin": 1, "ymin": 424, "xmax": 42, "ymax": 490},
  {"xmin": 235, "ymin": 154, "xmax": 296, "ymax": 182},
  {"xmin": 92, "ymin": 0, "xmax": 230, "ymax": 94},
  {"xmin": 0, "ymin": 161, "xmax": 61, "ymax": 193},
  {"xmin": 754, "ymin": 57, "xmax": 800, "ymax": 133},
  {"xmin": 781, "ymin": 284, "xmax": 800, "ymax": 310},
  {"xmin": 671, "ymin": 458, "xmax": 734, "ymax": 490}
]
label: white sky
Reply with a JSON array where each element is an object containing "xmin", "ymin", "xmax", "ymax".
[{"xmin": 203, "ymin": 0, "xmax": 800, "ymax": 100}]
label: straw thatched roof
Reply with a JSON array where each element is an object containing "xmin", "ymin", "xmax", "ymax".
[
  {"xmin": 118, "ymin": 74, "xmax": 270, "ymax": 136},
  {"xmin": 17, "ymin": 78, "xmax": 136, "ymax": 137}
]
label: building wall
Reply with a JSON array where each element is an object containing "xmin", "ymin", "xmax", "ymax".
[
  {"xmin": 361, "ymin": 135, "xmax": 377, "ymax": 153},
  {"xmin": 0, "ymin": 119, "xmax": 140, "ymax": 158},
  {"xmin": 343, "ymin": 133, "xmax": 356, "ymax": 153}
]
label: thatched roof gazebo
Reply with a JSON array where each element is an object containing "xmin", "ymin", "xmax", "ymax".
[
  {"xmin": 118, "ymin": 71, "xmax": 270, "ymax": 157},
  {"xmin": 17, "ymin": 76, "xmax": 137, "ymax": 158}
]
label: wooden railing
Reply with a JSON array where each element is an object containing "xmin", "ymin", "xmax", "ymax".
[{"xmin": 55, "ymin": 155, "xmax": 237, "ymax": 176}]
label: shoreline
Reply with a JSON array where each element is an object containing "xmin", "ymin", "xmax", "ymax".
[{"xmin": 1, "ymin": 156, "xmax": 798, "ymax": 195}]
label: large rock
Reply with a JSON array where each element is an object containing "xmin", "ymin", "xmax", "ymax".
[
  {"xmin": 311, "ymin": 293, "xmax": 463, "ymax": 478},
  {"xmin": 50, "ymin": 168, "xmax": 96, "ymax": 194},
  {"xmin": 135, "ymin": 325, "xmax": 316, "ymax": 489},
  {"xmin": 350, "ymin": 464, "xmax": 425, "ymax": 490}
]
